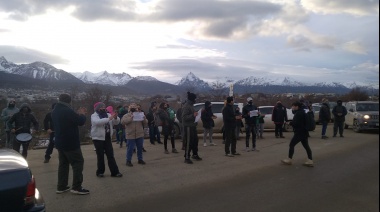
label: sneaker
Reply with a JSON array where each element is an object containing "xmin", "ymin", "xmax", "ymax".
[
  {"xmin": 203, "ymin": 143, "xmax": 207, "ymax": 147},
  {"xmin": 43, "ymin": 158, "xmax": 50, "ymax": 163},
  {"xmin": 232, "ymin": 152, "xmax": 241, "ymax": 156},
  {"xmin": 245, "ymin": 147, "xmax": 250, "ymax": 152},
  {"xmin": 172, "ymin": 149, "xmax": 178, "ymax": 153},
  {"xmin": 138, "ymin": 160, "xmax": 146, "ymax": 165},
  {"xmin": 275, "ymin": 136, "xmax": 279, "ymax": 138},
  {"xmin": 210, "ymin": 143, "xmax": 217, "ymax": 146},
  {"xmin": 96, "ymin": 173, "xmax": 104, "ymax": 178},
  {"xmin": 126, "ymin": 161, "xmax": 133, "ymax": 167},
  {"xmin": 157, "ymin": 142, "xmax": 163, "ymax": 144},
  {"xmin": 142, "ymin": 148, "xmax": 147, "ymax": 152},
  {"xmin": 56, "ymin": 186, "xmax": 71, "ymax": 194},
  {"xmin": 340, "ymin": 135, "xmax": 344, "ymax": 138},
  {"xmin": 184, "ymin": 159, "xmax": 193, "ymax": 164},
  {"xmin": 303, "ymin": 159, "xmax": 314, "ymax": 167},
  {"xmin": 322, "ymin": 135, "xmax": 328, "ymax": 139},
  {"xmin": 70, "ymin": 187, "xmax": 90, "ymax": 195},
  {"xmin": 280, "ymin": 135, "xmax": 285, "ymax": 138},
  {"xmin": 164, "ymin": 149, "xmax": 169, "ymax": 154},
  {"xmin": 191, "ymin": 155, "xmax": 202, "ymax": 161},
  {"xmin": 251, "ymin": 148, "xmax": 260, "ymax": 152},
  {"xmin": 281, "ymin": 158, "xmax": 292, "ymax": 165},
  {"xmin": 225, "ymin": 153, "xmax": 234, "ymax": 157},
  {"xmin": 111, "ymin": 173, "xmax": 123, "ymax": 177},
  {"xmin": 260, "ymin": 136, "xmax": 265, "ymax": 139},
  {"xmin": 119, "ymin": 144, "xmax": 122, "ymax": 148}
]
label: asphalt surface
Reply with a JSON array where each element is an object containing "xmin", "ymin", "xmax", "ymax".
[{"xmin": 25, "ymin": 125, "xmax": 379, "ymax": 212}]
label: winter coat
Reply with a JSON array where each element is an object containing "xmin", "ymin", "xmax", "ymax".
[
  {"xmin": 201, "ymin": 102, "xmax": 215, "ymax": 129},
  {"xmin": 272, "ymin": 104, "xmax": 288, "ymax": 124},
  {"xmin": 1, "ymin": 99, "xmax": 19, "ymax": 131},
  {"xmin": 182, "ymin": 100, "xmax": 197, "ymax": 127},
  {"xmin": 52, "ymin": 102, "xmax": 86, "ymax": 151},
  {"xmin": 121, "ymin": 113, "xmax": 147, "ymax": 139},
  {"xmin": 7, "ymin": 103, "xmax": 39, "ymax": 135},
  {"xmin": 222, "ymin": 104, "xmax": 236, "ymax": 129},
  {"xmin": 292, "ymin": 108, "xmax": 308, "ymax": 135},
  {"xmin": 91, "ymin": 112, "xmax": 120, "ymax": 140},
  {"xmin": 242, "ymin": 103, "xmax": 258, "ymax": 126},
  {"xmin": 332, "ymin": 105, "xmax": 347, "ymax": 122},
  {"xmin": 319, "ymin": 103, "xmax": 331, "ymax": 123}
]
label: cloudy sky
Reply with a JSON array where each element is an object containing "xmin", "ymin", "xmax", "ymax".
[{"xmin": 0, "ymin": 0, "xmax": 378, "ymax": 87}]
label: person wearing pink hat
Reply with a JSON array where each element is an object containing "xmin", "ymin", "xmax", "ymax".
[{"xmin": 91, "ymin": 102, "xmax": 122, "ymax": 177}]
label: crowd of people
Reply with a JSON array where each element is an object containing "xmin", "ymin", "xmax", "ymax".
[{"xmin": 1, "ymin": 92, "xmax": 348, "ymax": 195}]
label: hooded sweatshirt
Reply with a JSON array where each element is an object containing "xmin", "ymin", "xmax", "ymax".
[
  {"xmin": 7, "ymin": 103, "xmax": 39, "ymax": 134},
  {"xmin": 1, "ymin": 99, "xmax": 19, "ymax": 131}
]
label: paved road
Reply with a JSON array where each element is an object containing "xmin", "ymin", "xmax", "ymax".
[{"xmin": 26, "ymin": 125, "xmax": 379, "ymax": 212}]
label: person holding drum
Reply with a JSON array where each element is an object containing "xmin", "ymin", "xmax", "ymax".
[
  {"xmin": 91, "ymin": 102, "xmax": 123, "ymax": 178},
  {"xmin": 7, "ymin": 103, "xmax": 39, "ymax": 159}
]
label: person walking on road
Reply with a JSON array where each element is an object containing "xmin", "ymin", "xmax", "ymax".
[
  {"xmin": 182, "ymin": 92, "xmax": 202, "ymax": 164},
  {"xmin": 222, "ymin": 97, "xmax": 241, "ymax": 157},
  {"xmin": 281, "ymin": 101, "xmax": 313, "ymax": 167},
  {"xmin": 91, "ymin": 102, "xmax": 123, "ymax": 178},
  {"xmin": 332, "ymin": 100, "xmax": 347, "ymax": 138},
  {"xmin": 52, "ymin": 93, "xmax": 89, "ymax": 195}
]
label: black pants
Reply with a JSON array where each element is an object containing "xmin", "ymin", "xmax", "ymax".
[
  {"xmin": 333, "ymin": 121, "xmax": 345, "ymax": 136},
  {"xmin": 45, "ymin": 133, "xmax": 55, "ymax": 160},
  {"xmin": 224, "ymin": 127, "xmax": 237, "ymax": 154},
  {"xmin": 93, "ymin": 134, "xmax": 120, "ymax": 176},
  {"xmin": 183, "ymin": 126, "xmax": 199, "ymax": 159},
  {"xmin": 275, "ymin": 123, "xmax": 283, "ymax": 136},
  {"xmin": 245, "ymin": 124, "xmax": 257, "ymax": 148},
  {"xmin": 163, "ymin": 125, "xmax": 175, "ymax": 150},
  {"xmin": 57, "ymin": 148, "xmax": 84, "ymax": 190},
  {"xmin": 288, "ymin": 133, "xmax": 312, "ymax": 160},
  {"xmin": 13, "ymin": 135, "xmax": 29, "ymax": 159}
]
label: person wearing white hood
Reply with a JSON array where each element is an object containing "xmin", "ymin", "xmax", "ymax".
[{"xmin": 1, "ymin": 98, "xmax": 19, "ymax": 148}]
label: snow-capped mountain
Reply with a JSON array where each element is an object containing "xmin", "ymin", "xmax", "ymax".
[
  {"xmin": 0, "ymin": 57, "xmax": 81, "ymax": 83},
  {"xmin": 72, "ymin": 71, "xmax": 134, "ymax": 86},
  {"xmin": 176, "ymin": 72, "xmax": 211, "ymax": 90}
]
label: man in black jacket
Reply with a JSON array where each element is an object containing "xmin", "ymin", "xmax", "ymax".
[
  {"xmin": 332, "ymin": 100, "xmax": 347, "ymax": 137},
  {"xmin": 242, "ymin": 97, "xmax": 259, "ymax": 151},
  {"xmin": 52, "ymin": 93, "xmax": 89, "ymax": 195},
  {"xmin": 222, "ymin": 97, "xmax": 241, "ymax": 157},
  {"xmin": 43, "ymin": 103, "xmax": 56, "ymax": 163},
  {"xmin": 281, "ymin": 101, "xmax": 313, "ymax": 167}
]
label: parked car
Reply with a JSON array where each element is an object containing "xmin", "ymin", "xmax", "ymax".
[
  {"xmin": 344, "ymin": 101, "xmax": 379, "ymax": 133},
  {"xmin": 0, "ymin": 149, "xmax": 46, "ymax": 212},
  {"xmin": 258, "ymin": 106, "xmax": 294, "ymax": 131},
  {"xmin": 174, "ymin": 102, "xmax": 243, "ymax": 138}
]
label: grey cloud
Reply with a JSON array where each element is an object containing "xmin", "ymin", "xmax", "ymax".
[
  {"xmin": 301, "ymin": 0, "xmax": 379, "ymax": 16},
  {"xmin": 0, "ymin": 45, "xmax": 69, "ymax": 64},
  {"xmin": 71, "ymin": 1, "xmax": 137, "ymax": 21}
]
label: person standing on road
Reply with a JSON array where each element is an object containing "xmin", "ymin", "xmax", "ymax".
[
  {"xmin": 43, "ymin": 103, "xmax": 56, "ymax": 163},
  {"xmin": 332, "ymin": 100, "xmax": 347, "ymax": 138},
  {"xmin": 222, "ymin": 97, "xmax": 241, "ymax": 157},
  {"xmin": 157, "ymin": 102, "xmax": 178, "ymax": 154},
  {"xmin": 91, "ymin": 102, "xmax": 123, "ymax": 178},
  {"xmin": 176, "ymin": 102, "xmax": 185, "ymax": 150},
  {"xmin": 182, "ymin": 92, "xmax": 202, "ymax": 164},
  {"xmin": 1, "ymin": 98, "xmax": 19, "ymax": 148},
  {"xmin": 122, "ymin": 103, "xmax": 147, "ymax": 167},
  {"xmin": 281, "ymin": 101, "xmax": 313, "ymax": 167},
  {"xmin": 8, "ymin": 103, "xmax": 39, "ymax": 159},
  {"xmin": 272, "ymin": 101, "xmax": 288, "ymax": 138},
  {"xmin": 147, "ymin": 103, "xmax": 161, "ymax": 145},
  {"xmin": 319, "ymin": 98, "xmax": 331, "ymax": 139},
  {"xmin": 234, "ymin": 106, "xmax": 243, "ymax": 140},
  {"xmin": 201, "ymin": 101, "xmax": 217, "ymax": 147},
  {"xmin": 52, "ymin": 93, "xmax": 89, "ymax": 195},
  {"xmin": 242, "ymin": 97, "xmax": 259, "ymax": 152}
]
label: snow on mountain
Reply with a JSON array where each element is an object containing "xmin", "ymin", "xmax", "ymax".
[
  {"xmin": 0, "ymin": 56, "xmax": 18, "ymax": 73},
  {"xmin": 176, "ymin": 72, "xmax": 211, "ymax": 89},
  {"xmin": 134, "ymin": 76, "xmax": 158, "ymax": 81},
  {"xmin": 72, "ymin": 71, "xmax": 133, "ymax": 86}
]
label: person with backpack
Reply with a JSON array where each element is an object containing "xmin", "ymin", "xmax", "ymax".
[
  {"xmin": 201, "ymin": 101, "xmax": 217, "ymax": 147},
  {"xmin": 281, "ymin": 101, "xmax": 313, "ymax": 167},
  {"xmin": 157, "ymin": 102, "xmax": 178, "ymax": 154},
  {"xmin": 272, "ymin": 101, "xmax": 288, "ymax": 138},
  {"xmin": 319, "ymin": 98, "xmax": 331, "ymax": 139},
  {"xmin": 332, "ymin": 100, "xmax": 347, "ymax": 137}
]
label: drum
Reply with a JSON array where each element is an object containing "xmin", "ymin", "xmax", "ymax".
[{"xmin": 16, "ymin": 133, "xmax": 32, "ymax": 144}]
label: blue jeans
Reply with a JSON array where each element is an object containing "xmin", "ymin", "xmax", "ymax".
[
  {"xmin": 148, "ymin": 125, "xmax": 161, "ymax": 143},
  {"xmin": 126, "ymin": 137, "xmax": 144, "ymax": 162},
  {"xmin": 321, "ymin": 122, "xmax": 328, "ymax": 136}
]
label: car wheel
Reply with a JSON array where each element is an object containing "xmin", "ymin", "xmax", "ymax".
[
  {"xmin": 173, "ymin": 124, "xmax": 181, "ymax": 139},
  {"xmin": 353, "ymin": 120, "xmax": 361, "ymax": 133}
]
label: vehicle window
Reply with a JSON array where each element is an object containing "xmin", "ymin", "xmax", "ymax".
[
  {"xmin": 194, "ymin": 104, "xmax": 203, "ymax": 112},
  {"xmin": 259, "ymin": 107, "xmax": 273, "ymax": 114},
  {"xmin": 212, "ymin": 104, "xmax": 225, "ymax": 113},
  {"xmin": 313, "ymin": 106, "xmax": 320, "ymax": 112},
  {"xmin": 356, "ymin": 103, "xmax": 379, "ymax": 111}
]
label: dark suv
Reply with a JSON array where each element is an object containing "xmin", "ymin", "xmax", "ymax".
[{"xmin": 0, "ymin": 149, "xmax": 46, "ymax": 212}]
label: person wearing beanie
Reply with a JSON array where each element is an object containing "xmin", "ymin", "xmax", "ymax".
[
  {"xmin": 1, "ymin": 98, "xmax": 19, "ymax": 148},
  {"xmin": 272, "ymin": 101, "xmax": 288, "ymax": 138},
  {"xmin": 332, "ymin": 100, "xmax": 347, "ymax": 137},
  {"xmin": 222, "ymin": 96, "xmax": 241, "ymax": 157},
  {"xmin": 91, "ymin": 102, "xmax": 122, "ymax": 178},
  {"xmin": 43, "ymin": 103, "xmax": 57, "ymax": 163},
  {"xmin": 122, "ymin": 103, "xmax": 148, "ymax": 167},
  {"xmin": 282, "ymin": 101, "xmax": 313, "ymax": 167},
  {"xmin": 7, "ymin": 103, "xmax": 39, "ymax": 159},
  {"xmin": 52, "ymin": 93, "xmax": 89, "ymax": 195},
  {"xmin": 182, "ymin": 92, "xmax": 202, "ymax": 164},
  {"xmin": 242, "ymin": 97, "xmax": 259, "ymax": 152}
]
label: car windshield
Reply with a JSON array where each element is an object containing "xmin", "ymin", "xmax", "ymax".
[
  {"xmin": 356, "ymin": 103, "xmax": 379, "ymax": 111},
  {"xmin": 259, "ymin": 107, "xmax": 273, "ymax": 114},
  {"xmin": 313, "ymin": 106, "xmax": 320, "ymax": 112}
]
